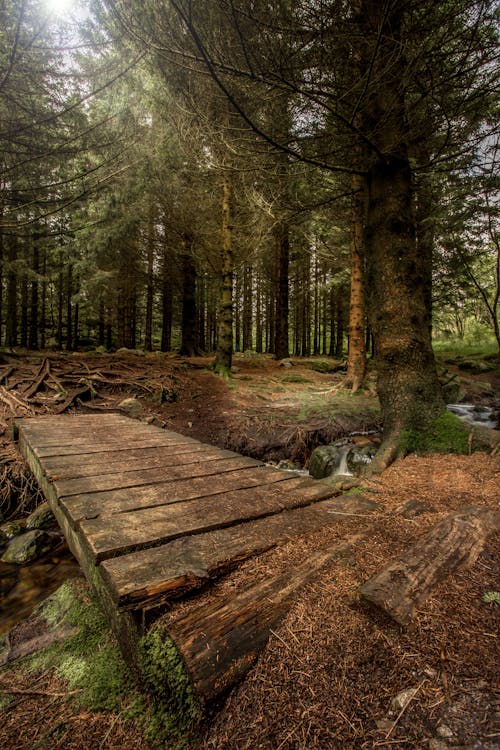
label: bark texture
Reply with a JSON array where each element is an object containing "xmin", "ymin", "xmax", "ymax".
[
  {"xmin": 213, "ymin": 175, "xmax": 233, "ymax": 375},
  {"xmin": 361, "ymin": 1, "xmax": 444, "ymax": 468},
  {"xmin": 360, "ymin": 506, "xmax": 500, "ymax": 625}
]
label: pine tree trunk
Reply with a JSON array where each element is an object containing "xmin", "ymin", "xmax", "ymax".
[
  {"xmin": 213, "ymin": 176, "xmax": 233, "ymax": 375},
  {"xmin": 144, "ymin": 209, "xmax": 155, "ymax": 352},
  {"xmin": 29, "ymin": 235, "xmax": 39, "ymax": 350},
  {"xmin": 255, "ymin": 271, "xmax": 263, "ymax": 353},
  {"xmin": 0, "ymin": 212, "xmax": 3, "ymax": 346},
  {"xmin": 5, "ymin": 238, "xmax": 17, "ymax": 347},
  {"xmin": 40, "ymin": 246, "xmax": 46, "ymax": 350},
  {"xmin": 179, "ymin": 235, "xmax": 199, "ymax": 356},
  {"xmin": 344, "ymin": 172, "xmax": 366, "ymax": 390},
  {"xmin": 335, "ymin": 288, "xmax": 345, "ymax": 357},
  {"xmin": 20, "ymin": 273, "xmax": 28, "ymax": 348},
  {"xmin": 161, "ymin": 245, "xmax": 173, "ymax": 352},
  {"xmin": 274, "ymin": 222, "xmax": 290, "ymax": 359},
  {"xmin": 242, "ymin": 265, "xmax": 252, "ymax": 351},
  {"xmin": 361, "ymin": 0, "xmax": 444, "ymax": 470},
  {"xmin": 66, "ymin": 265, "xmax": 73, "ymax": 351}
]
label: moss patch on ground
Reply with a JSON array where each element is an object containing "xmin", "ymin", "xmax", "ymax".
[
  {"xmin": 21, "ymin": 579, "xmax": 135, "ymax": 712},
  {"xmin": 401, "ymin": 411, "xmax": 470, "ymax": 456}
]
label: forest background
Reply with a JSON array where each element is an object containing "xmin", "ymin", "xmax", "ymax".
[{"xmin": 1, "ymin": 0, "xmax": 498, "ymax": 465}]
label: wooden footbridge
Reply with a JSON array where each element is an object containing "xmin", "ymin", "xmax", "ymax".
[{"xmin": 15, "ymin": 413, "xmax": 379, "ymax": 724}]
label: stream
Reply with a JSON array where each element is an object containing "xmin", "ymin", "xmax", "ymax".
[
  {"xmin": 0, "ymin": 542, "xmax": 81, "ymax": 635},
  {"xmin": 446, "ymin": 404, "xmax": 498, "ymax": 429}
]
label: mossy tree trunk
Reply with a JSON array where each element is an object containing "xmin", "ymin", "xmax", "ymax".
[
  {"xmin": 361, "ymin": 0, "xmax": 445, "ymax": 471},
  {"xmin": 213, "ymin": 175, "xmax": 233, "ymax": 375}
]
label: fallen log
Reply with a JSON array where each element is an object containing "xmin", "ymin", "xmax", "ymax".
[
  {"xmin": 360, "ymin": 505, "xmax": 500, "ymax": 625},
  {"xmin": 142, "ymin": 540, "xmax": 359, "ymax": 727}
]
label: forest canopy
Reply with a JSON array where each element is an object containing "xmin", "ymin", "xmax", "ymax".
[{"xmin": 0, "ymin": 0, "xmax": 498, "ymax": 464}]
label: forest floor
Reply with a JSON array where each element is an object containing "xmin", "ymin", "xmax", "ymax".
[{"xmin": 0, "ymin": 350, "xmax": 498, "ymax": 750}]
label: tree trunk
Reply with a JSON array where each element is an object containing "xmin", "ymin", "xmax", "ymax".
[
  {"xmin": 5, "ymin": 238, "xmax": 17, "ymax": 347},
  {"xmin": 344, "ymin": 172, "xmax": 366, "ymax": 390},
  {"xmin": 66, "ymin": 264, "xmax": 73, "ymax": 351},
  {"xmin": 20, "ymin": 272, "xmax": 28, "ymax": 348},
  {"xmin": 152, "ymin": 543, "xmax": 349, "ymax": 718},
  {"xmin": 361, "ymin": 0, "xmax": 444, "ymax": 470},
  {"xmin": 213, "ymin": 176, "xmax": 233, "ymax": 375},
  {"xmin": 255, "ymin": 270, "xmax": 263, "ymax": 353},
  {"xmin": 360, "ymin": 506, "xmax": 500, "ymax": 625},
  {"xmin": 29, "ymin": 235, "xmax": 39, "ymax": 350},
  {"xmin": 274, "ymin": 222, "xmax": 290, "ymax": 359},
  {"xmin": 242, "ymin": 265, "xmax": 252, "ymax": 352},
  {"xmin": 335, "ymin": 287, "xmax": 345, "ymax": 357},
  {"xmin": 144, "ymin": 209, "xmax": 155, "ymax": 352},
  {"xmin": 161, "ymin": 244, "xmax": 173, "ymax": 352},
  {"xmin": 40, "ymin": 245, "xmax": 46, "ymax": 350},
  {"xmin": 179, "ymin": 234, "xmax": 199, "ymax": 356},
  {"xmin": 0, "ymin": 211, "xmax": 3, "ymax": 346}
]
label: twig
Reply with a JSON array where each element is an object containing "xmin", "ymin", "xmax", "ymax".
[
  {"xmin": 385, "ymin": 680, "xmax": 426, "ymax": 739},
  {"xmin": 0, "ymin": 687, "xmax": 80, "ymax": 697}
]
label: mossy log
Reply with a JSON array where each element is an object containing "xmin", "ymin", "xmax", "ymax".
[
  {"xmin": 153, "ymin": 541, "xmax": 358, "ymax": 717},
  {"xmin": 360, "ymin": 506, "xmax": 500, "ymax": 625}
]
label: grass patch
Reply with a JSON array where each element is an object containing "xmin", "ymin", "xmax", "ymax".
[
  {"xmin": 433, "ymin": 338, "xmax": 498, "ymax": 361},
  {"xmin": 281, "ymin": 373, "xmax": 310, "ymax": 384}
]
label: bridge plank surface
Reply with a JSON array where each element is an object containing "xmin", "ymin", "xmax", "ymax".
[
  {"xmin": 101, "ymin": 493, "xmax": 379, "ymax": 610},
  {"xmin": 59, "ymin": 467, "xmax": 297, "ymax": 524},
  {"xmin": 15, "ymin": 413, "xmax": 358, "ymax": 614}
]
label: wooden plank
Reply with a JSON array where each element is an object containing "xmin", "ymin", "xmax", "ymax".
[
  {"xmin": 101, "ymin": 494, "xmax": 380, "ymax": 610},
  {"xmin": 78, "ymin": 477, "xmax": 341, "ymax": 562},
  {"xmin": 17, "ymin": 416, "xmax": 197, "ymax": 448},
  {"xmin": 60, "ymin": 467, "xmax": 299, "ymax": 524},
  {"xmin": 43, "ymin": 446, "xmax": 240, "ymax": 480},
  {"xmin": 33, "ymin": 435, "xmax": 198, "ymax": 459},
  {"xmin": 22, "ymin": 428, "xmax": 193, "ymax": 449},
  {"xmin": 54, "ymin": 455, "xmax": 262, "ymax": 497},
  {"xmin": 41, "ymin": 442, "xmax": 219, "ymax": 473}
]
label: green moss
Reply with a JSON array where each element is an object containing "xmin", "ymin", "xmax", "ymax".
[
  {"xmin": 401, "ymin": 411, "xmax": 470, "ymax": 456},
  {"xmin": 140, "ymin": 628, "xmax": 201, "ymax": 745},
  {"xmin": 281, "ymin": 373, "xmax": 310, "ymax": 383},
  {"xmin": 25, "ymin": 580, "xmax": 135, "ymax": 712}
]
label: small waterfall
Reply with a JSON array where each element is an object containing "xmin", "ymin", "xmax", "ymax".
[{"xmin": 334, "ymin": 444, "xmax": 353, "ymax": 476}]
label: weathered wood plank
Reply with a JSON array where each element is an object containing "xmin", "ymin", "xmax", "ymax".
[
  {"xmin": 60, "ymin": 467, "xmax": 298, "ymax": 523},
  {"xmin": 33, "ymin": 435, "xmax": 199, "ymax": 459},
  {"xmin": 41, "ymin": 443, "xmax": 220, "ymax": 474},
  {"xmin": 43, "ymin": 446, "xmax": 243, "ymax": 480},
  {"xmin": 101, "ymin": 494, "xmax": 380, "ymax": 610},
  {"xmin": 78, "ymin": 477, "xmax": 345, "ymax": 562},
  {"xmin": 54, "ymin": 455, "xmax": 263, "ymax": 497}
]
